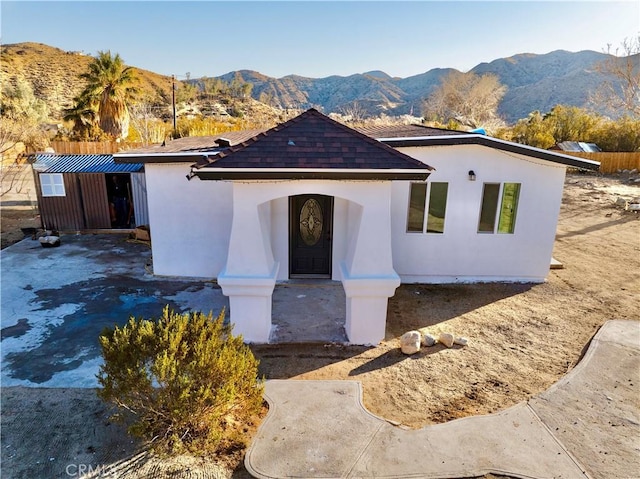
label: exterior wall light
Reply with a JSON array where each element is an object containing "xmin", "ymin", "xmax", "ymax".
[{"xmin": 468, "ymin": 170, "xmax": 476, "ymax": 181}]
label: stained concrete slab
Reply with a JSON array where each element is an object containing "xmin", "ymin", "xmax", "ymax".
[
  {"xmin": 1, "ymin": 234, "xmax": 229, "ymax": 387},
  {"xmin": 245, "ymin": 320, "xmax": 640, "ymax": 479}
]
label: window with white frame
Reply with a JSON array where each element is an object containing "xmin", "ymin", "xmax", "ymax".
[
  {"xmin": 40, "ymin": 173, "xmax": 66, "ymax": 197},
  {"xmin": 407, "ymin": 182, "xmax": 449, "ymax": 234},
  {"xmin": 478, "ymin": 182, "xmax": 521, "ymax": 234}
]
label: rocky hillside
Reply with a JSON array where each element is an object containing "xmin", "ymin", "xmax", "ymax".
[
  {"xmin": 470, "ymin": 50, "xmax": 620, "ymax": 121},
  {"xmin": 218, "ymin": 50, "xmax": 622, "ymax": 123},
  {"xmin": 1, "ymin": 42, "xmax": 629, "ymax": 125},
  {"xmin": 0, "ymin": 42, "xmax": 179, "ymax": 120}
]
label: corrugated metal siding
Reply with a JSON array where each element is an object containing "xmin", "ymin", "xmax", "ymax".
[
  {"xmin": 130, "ymin": 172, "xmax": 149, "ymax": 226},
  {"xmin": 37, "ymin": 173, "xmax": 85, "ymax": 230},
  {"xmin": 37, "ymin": 154, "xmax": 143, "ymax": 173},
  {"xmin": 36, "ymin": 170, "xmax": 150, "ymax": 231},
  {"xmin": 79, "ymin": 174, "xmax": 111, "ymax": 228}
]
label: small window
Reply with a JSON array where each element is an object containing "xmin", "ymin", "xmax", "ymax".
[
  {"xmin": 478, "ymin": 182, "xmax": 521, "ymax": 234},
  {"xmin": 497, "ymin": 183, "xmax": 521, "ymax": 234},
  {"xmin": 40, "ymin": 173, "xmax": 65, "ymax": 197},
  {"xmin": 407, "ymin": 182, "xmax": 448, "ymax": 233},
  {"xmin": 426, "ymin": 182, "xmax": 448, "ymax": 234},
  {"xmin": 407, "ymin": 183, "xmax": 426, "ymax": 232}
]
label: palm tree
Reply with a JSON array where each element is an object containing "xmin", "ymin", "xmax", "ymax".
[
  {"xmin": 63, "ymin": 92, "xmax": 99, "ymax": 139},
  {"xmin": 79, "ymin": 51, "xmax": 138, "ymax": 139}
]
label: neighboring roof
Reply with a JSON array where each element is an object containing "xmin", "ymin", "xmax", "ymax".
[
  {"xmin": 552, "ymin": 141, "xmax": 602, "ymax": 153},
  {"xmin": 191, "ymin": 109, "xmax": 434, "ymax": 181},
  {"xmin": 379, "ymin": 135, "xmax": 600, "ymax": 171},
  {"xmin": 36, "ymin": 154, "xmax": 143, "ymax": 173},
  {"xmin": 353, "ymin": 124, "xmax": 467, "ymax": 138},
  {"xmin": 115, "ymin": 129, "xmax": 266, "ymax": 163}
]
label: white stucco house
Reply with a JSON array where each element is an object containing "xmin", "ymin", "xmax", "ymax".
[{"xmin": 115, "ymin": 109, "xmax": 599, "ymax": 345}]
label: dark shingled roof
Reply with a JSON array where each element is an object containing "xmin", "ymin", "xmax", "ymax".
[
  {"xmin": 115, "ymin": 129, "xmax": 266, "ymax": 163},
  {"xmin": 114, "ymin": 119, "xmax": 462, "ymax": 165},
  {"xmin": 191, "ymin": 109, "xmax": 434, "ymax": 181}
]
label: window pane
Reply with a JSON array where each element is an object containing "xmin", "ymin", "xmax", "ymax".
[
  {"xmin": 426, "ymin": 182, "xmax": 448, "ymax": 233},
  {"xmin": 40, "ymin": 174, "xmax": 65, "ymax": 197},
  {"xmin": 498, "ymin": 183, "xmax": 521, "ymax": 234},
  {"xmin": 478, "ymin": 183, "xmax": 500, "ymax": 232},
  {"xmin": 41, "ymin": 183, "xmax": 54, "ymax": 196},
  {"xmin": 407, "ymin": 183, "xmax": 426, "ymax": 232}
]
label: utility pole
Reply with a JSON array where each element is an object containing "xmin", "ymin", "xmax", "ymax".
[{"xmin": 172, "ymin": 75, "xmax": 177, "ymax": 136}]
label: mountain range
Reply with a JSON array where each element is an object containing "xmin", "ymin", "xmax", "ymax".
[
  {"xmin": 217, "ymin": 50, "xmax": 620, "ymax": 123},
  {"xmin": 1, "ymin": 42, "xmax": 628, "ymax": 125}
]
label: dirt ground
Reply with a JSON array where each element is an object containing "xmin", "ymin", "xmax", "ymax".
[{"xmin": 1, "ymin": 172, "xmax": 639, "ymax": 478}]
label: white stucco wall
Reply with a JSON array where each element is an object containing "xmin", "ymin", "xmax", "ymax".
[
  {"xmin": 144, "ymin": 163, "xmax": 232, "ymax": 278},
  {"xmin": 229, "ymin": 180, "xmax": 395, "ymax": 281},
  {"xmin": 145, "ymin": 143, "xmax": 566, "ymax": 285},
  {"xmin": 391, "ymin": 144, "xmax": 567, "ymax": 283}
]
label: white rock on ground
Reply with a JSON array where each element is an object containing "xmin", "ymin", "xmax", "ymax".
[
  {"xmin": 438, "ymin": 333, "xmax": 455, "ymax": 348},
  {"xmin": 422, "ymin": 333, "xmax": 437, "ymax": 347},
  {"xmin": 400, "ymin": 331, "xmax": 421, "ymax": 355},
  {"xmin": 454, "ymin": 337, "xmax": 469, "ymax": 346}
]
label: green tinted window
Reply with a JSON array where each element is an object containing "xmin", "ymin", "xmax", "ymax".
[
  {"xmin": 407, "ymin": 183, "xmax": 426, "ymax": 232},
  {"xmin": 426, "ymin": 182, "xmax": 448, "ymax": 234},
  {"xmin": 497, "ymin": 183, "xmax": 521, "ymax": 234},
  {"xmin": 478, "ymin": 183, "xmax": 500, "ymax": 232}
]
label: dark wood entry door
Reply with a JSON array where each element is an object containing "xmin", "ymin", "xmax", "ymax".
[{"xmin": 290, "ymin": 195, "xmax": 333, "ymax": 278}]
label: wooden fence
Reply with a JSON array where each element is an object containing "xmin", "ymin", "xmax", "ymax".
[
  {"xmin": 48, "ymin": 141, "xmax": 146, "ymax": 155},
  {"xmin": 561, "ymin": 152, "xmax": 640, "ymax": 174}
]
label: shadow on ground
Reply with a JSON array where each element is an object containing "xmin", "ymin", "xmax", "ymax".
[{"xmin": 386, "ymin": 282, "xmax": 534, "ymax": 339}]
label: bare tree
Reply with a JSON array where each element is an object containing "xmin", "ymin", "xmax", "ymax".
[
  {"xmin": 129, "ymin": 101, "xmax": 169, "ymax": 146},
  {"xmin": 0, "ymin": 160, "xmax": 35, "ymax": 199},
  {"xmin": 423, "ymin": 71, "xmax": 507, "ymax": 131},
  {"xmin": 338, "ymin": 101, "xmax": 369, "ymax": 124},
  {"xmin": 590, "ymin": 36, "xmax": 640, "ymax": 118}
]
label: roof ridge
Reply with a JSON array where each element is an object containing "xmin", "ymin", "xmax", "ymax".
[{"xmin": 194, "ymin": 108, "xmax": 430, "ymax": 170}]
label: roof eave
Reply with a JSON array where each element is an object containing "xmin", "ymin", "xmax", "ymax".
[
  {"xmin": 192, "ymin": 169, "xmax": 432, "ymax": 181},
  {"xmin": 114, "ymin": 153, "xmax": 212, "ymax": 164},
  {"xmin": 381, "ymin": 135, "xmax": 601, "ymax": 171}
]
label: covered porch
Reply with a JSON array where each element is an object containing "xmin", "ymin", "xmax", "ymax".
[
  {"xmin": 189, "ymin": 108, "xmax": 432, "ymax": 345},
  {"xmin": 213, "ymin": 181, "xmax": 401, "ymax": 345}
]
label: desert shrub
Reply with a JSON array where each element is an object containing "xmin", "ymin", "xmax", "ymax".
[{"xmin": 97, "ymin": 306, "xmax": 264, "ymax": 456}]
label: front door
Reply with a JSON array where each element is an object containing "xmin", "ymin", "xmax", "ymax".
[{"xmin": 290, "ymin": 195, "xmax": 333, "ymax": 278}]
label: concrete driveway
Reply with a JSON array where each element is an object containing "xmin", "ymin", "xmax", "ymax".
[{"xmin": 1, "ymin": 234, "xmax": 229, "ymax": 387}]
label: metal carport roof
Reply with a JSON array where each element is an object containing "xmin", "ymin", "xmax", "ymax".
[{"xmin": 36, "ymin": 154, "xmax": 143, "ymax": 173}]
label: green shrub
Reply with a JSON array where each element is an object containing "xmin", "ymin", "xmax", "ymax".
[{"xmin": 97, "ymin": 306, "xmax": 264, "ymax": 456}]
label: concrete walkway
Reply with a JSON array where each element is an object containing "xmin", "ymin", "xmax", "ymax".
[{"xmin": 245, "ymin": 320, "xmax": 640, "ymax": 479}]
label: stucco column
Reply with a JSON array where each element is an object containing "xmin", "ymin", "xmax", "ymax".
[
  {"xmin": 341, "ymin": 268, "xmax": 400, "ymax": 345},
  {"xmin": 218, "ymin": 185, "xmax": 277, "ymax": 343},
  {"xmin": 341, "ymin": 183, "xmax": 400, "ymax": 345}
]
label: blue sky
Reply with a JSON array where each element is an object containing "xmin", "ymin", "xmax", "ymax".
[{"xmin": 1, "ymin": 1, "xmax": 638, "ymax": 80}]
